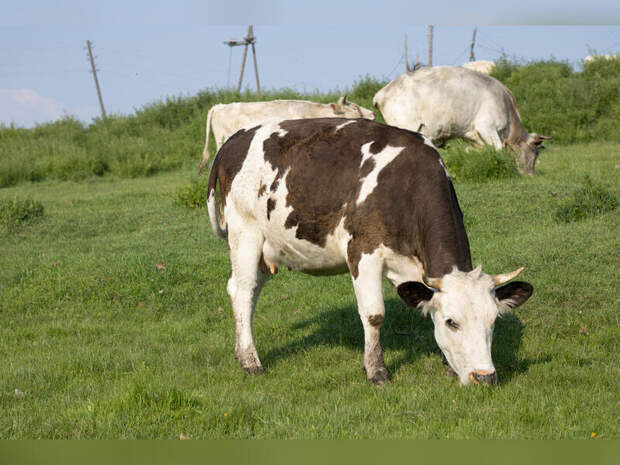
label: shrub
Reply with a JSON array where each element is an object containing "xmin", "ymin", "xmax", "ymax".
[
  {"xmin": 491, "ymin": 58, "xmax": 620, "ymax": 144},
  {"xmin": 0, "ymin": 197, "xmax": 44, "ymax": 231},
  {"xmin": 175, "ymin": 178, "xmax": 208, "ymax": 209},
  {"xmin": 554, "ymin": 176, "xmax": 618, "ymax": 223},
  {"xmin": 440, "ymin": 143, "xmax": 519, "ymax": 182}
]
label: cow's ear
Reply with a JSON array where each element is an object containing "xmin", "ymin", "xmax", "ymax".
[
  {"xmin": 397, "ymin": 281, "xmax": 434, "ymax": 309},
  {"xmin": 330, "ymin": 103, "xmax": 344, "ymax": 114},
  {"xmin": 495, "ymin": 281, "xmax": 533, "ymax": 310}
]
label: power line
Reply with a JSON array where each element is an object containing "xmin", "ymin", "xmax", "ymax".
[{"xmin": 386, "ymin": 53, "xmax": 404, "ymax": 79}]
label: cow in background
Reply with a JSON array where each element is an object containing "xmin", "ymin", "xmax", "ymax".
[
  {"xmin": 198, "ymin": 96, "xmax": 375, "ymax": 173},
  {"xmin": 373, "ymin": 66, "xmax": 551, "ymax": 175},
  {"xmin": 462, "ymin": 60, "xmax": 496, "ymax": 75}
]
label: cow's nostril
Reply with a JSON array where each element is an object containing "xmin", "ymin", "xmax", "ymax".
[{"xmin": 470, "ymin": 371, "xmax": 497, "ymax": 385}]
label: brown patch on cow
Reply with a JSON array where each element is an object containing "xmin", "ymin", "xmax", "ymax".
[
  {"xmin": 261, "ymin": 118, "xmax": 472, "ymax": 278},
  {"xmin": 207, "ymin": 126, "xmax": 260, "ymax": 210},
  {"xmin": 266, "ymin": 198, "xmax": 276, "ymax": 220},
  {"xmin": 258, "ymin": 184, "xmax": 266, "ymax": 197},
  {"xmin": 368, "ymin": 314, "xmax": 384, "ymax": 327}
]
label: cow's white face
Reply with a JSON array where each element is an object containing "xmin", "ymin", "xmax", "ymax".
[
  {"xmin": 397, "ymin": 267, "xmax": 533, "ymax": 385},
  {"xmin": 428, "ymin": 270, "xmax": 499, "ymax": 384}
]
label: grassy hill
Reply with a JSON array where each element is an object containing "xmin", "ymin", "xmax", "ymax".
[{"xmin": 1, "ymin": 58, "xmax": 618, "ymax": 188}]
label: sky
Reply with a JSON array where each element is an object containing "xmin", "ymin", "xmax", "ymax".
[{"xmin": 1, "ymin": 1, "xmax": 619, "ymax": 127}]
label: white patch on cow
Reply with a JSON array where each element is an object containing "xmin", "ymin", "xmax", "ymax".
[
  {"xmin": 381, "ymin": 246, "xmax": 425, "ymax": 287},
  {"xmin": 223, "ymin": 121, "xmax": 351, "ymax": 275},
  {"xmin": 438, "ymin": 157, "xmax": 450, "ymax": 178},
  {"xmin": 335, "ymin": 120, "xmax": 356, "ymax": 132},
  {"xmin": 421, "ymin": 134, "xmax": 437, "ymax": 150},
  {"xmin": 356, "ymin": 142, "xmax": 405, "ymax": 206}
]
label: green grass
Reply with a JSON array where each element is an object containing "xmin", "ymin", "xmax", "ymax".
[
  {"xmin": 554, "ymin": 175, "xmax": 617, "ymax": 223},
  {"xmin": 441, "ymin": 142, "xmax": 519, "ymax": 182},
  {"xmin": 1, "ymin": 142, "xmax": 618, "ymax": 438},
  {"xmin": 0, "ymin": 196, "xmax": 44, "ymax": 231}
]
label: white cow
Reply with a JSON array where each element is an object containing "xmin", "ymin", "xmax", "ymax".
[
  {"xmin": 198, "ymin": 96, "xmax": 375, "ymax": 173},
  {"xmin": 462, "ymin": 60, "xmax": 496, "ymax": 75},
  {"xmin": 584, "ymin": 54, "xmax": 620, "ymax": 65},
  {"xmin": 373, "ymin": 66, "xmax": 551, "ymax": 175}
]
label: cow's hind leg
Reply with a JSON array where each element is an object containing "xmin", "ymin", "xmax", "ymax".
[
  {"xmin": 226, "ymin": 224, "xmax": 269, "ymax": 374},
  {"xmin": 350, "ymin": 251, "xmax": 390, "ymax": 385}
]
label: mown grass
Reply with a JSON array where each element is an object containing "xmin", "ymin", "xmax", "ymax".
[{"xmin": 1, "ymin": 142, "xmax": 618, "ymax": 438}]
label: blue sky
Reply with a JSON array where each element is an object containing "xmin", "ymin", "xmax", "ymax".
[{"xmin": 1, "ymin": 1, "xmax": 619, "ymax": 127}]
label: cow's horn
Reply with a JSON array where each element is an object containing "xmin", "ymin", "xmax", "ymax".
[
  {"xmin": 422, "ymin": 274, "xmax": 443, "ymax": 290},
  {"xmin": 337, "ymin": 95, "xmax": 346, "ymax": 105},
  {"xmin": 492, "ymin": 267, "xmax": 524, "ymax": 286}
]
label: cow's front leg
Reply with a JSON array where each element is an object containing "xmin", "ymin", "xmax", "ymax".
[{"xmin": 350, "ymin": 253, "xmax": 390, "ymax": 385}]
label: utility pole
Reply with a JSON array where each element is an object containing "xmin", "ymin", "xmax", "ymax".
[
  {"xmin": 224, "ymin": 25, "xmax": 261, "ymax": 95},
  {"xmin": 86, "ymin": 40, "xmax": 106, "ymax": 120},
  {"xmin": 428, "ymin": 25, "xmax": 434, "ymax": 67},
  {"xmin": 469, "ymin": 27, "xmax": 477, "ymax": 62},
  {"xmin": 404, "ymin": 35, "xmax": 411, "ymax": 72}
]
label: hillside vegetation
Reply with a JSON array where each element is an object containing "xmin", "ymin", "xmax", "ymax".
[{"xmin": 1, "ymin": 58, "xmax": 618, "ymax": 188}]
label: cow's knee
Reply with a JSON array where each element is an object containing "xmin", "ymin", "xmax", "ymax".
[{"xmin": 367, "ymin": 313, "xmax": 384, "ymax": 327}]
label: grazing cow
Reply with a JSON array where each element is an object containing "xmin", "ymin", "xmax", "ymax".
[
  {"xmin": 198, "ymin": 96, "xmax": 375, "ymax": 173},
  {"xmin": 206, "ymin": 117, "xmax": 533, "ymax": 385},
  {"xmin": 373, "ymin": 66, "xmax": 551, "ymax": 175},
  {"xmin": 462, "ymin": 60, "xmax": 496, "ymax": 75}
]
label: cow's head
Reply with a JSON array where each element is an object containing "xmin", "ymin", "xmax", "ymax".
[
  {"xmin": 330, "ymin": 95, "xmax": 376, "ymax": 120},
  {"xmin": 518, "ymin": 133, "xmax": 552, "ymax": 175},
  {"xmin": 397, "ymin": 266, "xmax": 533, "ymax": 385}
]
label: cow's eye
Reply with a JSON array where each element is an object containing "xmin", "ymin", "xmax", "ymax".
[{"xmin": 445, "ymin": 319, "xmax": 459, "ymax": 330}]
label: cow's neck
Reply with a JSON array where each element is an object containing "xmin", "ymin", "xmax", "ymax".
[
  {"xmin": 418, "ymin": 182, "xmax": 473, "ymax": 278},
  {"xmin": 504, "ymin": 92, "xmax": 529, "ymax": 150}
]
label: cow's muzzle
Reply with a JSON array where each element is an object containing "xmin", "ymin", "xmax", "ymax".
[{"xmin": 469, "ymin": 370, "xmax": 497, "ymax": 386}]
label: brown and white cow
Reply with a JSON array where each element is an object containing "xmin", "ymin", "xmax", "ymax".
[
  {"xmin": 206, "ymin": 118, "xmax": 533, "ymax": 385},
  {"xmin": 198, "ymin": 97, "xmax": 375, "ymax": 173},
  {"xmin": 373, "ymin": 66, "xmax": 551, "ymax": 175}
]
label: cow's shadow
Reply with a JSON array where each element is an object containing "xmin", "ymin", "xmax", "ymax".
[{"xmin": 261, "ymin": 298, "xmax": 546, "ymax": 384}]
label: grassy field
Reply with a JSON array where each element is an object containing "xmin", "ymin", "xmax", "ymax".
[{"xmin": 1, "ymin": 140, "xmax": 618, "ymax": 438}]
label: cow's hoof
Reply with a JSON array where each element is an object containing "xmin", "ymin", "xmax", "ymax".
[
  {"xmin": 243, "ymin": 365, "xmax": 264, "ymax": 375},
  {"xmin": 368, "ymin": 368, "xmax": 391, "ymax": 386}
]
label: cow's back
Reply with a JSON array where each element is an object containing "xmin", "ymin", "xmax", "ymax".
[
  {"xmin": 374, "ymin": 67, "xmax": 511, "ymax": 140},
  {"xmin": 211, "ymin": 100, "xmax": 337, "ymax": 145},
  {"xmin": 211, "ymin": 118, "xmax": 469, "ymax": 276}
]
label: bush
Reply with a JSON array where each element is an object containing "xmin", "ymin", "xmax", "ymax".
[
  {"xmin": 554, "ymin": 176, "xmax": 618, "ymax": 223},
  {"xmin": 1, "ymin": 64, "xmax": 618, "ymax": 188},
  {"xmin": 175, "ymin": 178, "xmax": 208, "ymax": 209},
  {"xmin": 0, "ymin": 197, "xmax": 44, "ymax": 231},
  {"xmin": 440, "ymin": 143, "xmax": 519, "ymax": 183},
  {"xmin": 491, "ymin": 58, "xmax": 620, "ymax": 144}
]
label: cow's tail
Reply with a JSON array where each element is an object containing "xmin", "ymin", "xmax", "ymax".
[
  {"xmin": 198, "ymin": 105, "xmax": 215, "ymax": 174},
  {"xmin": 206, "ymin": 152, "xmax": 227, "ymax": 240}
]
